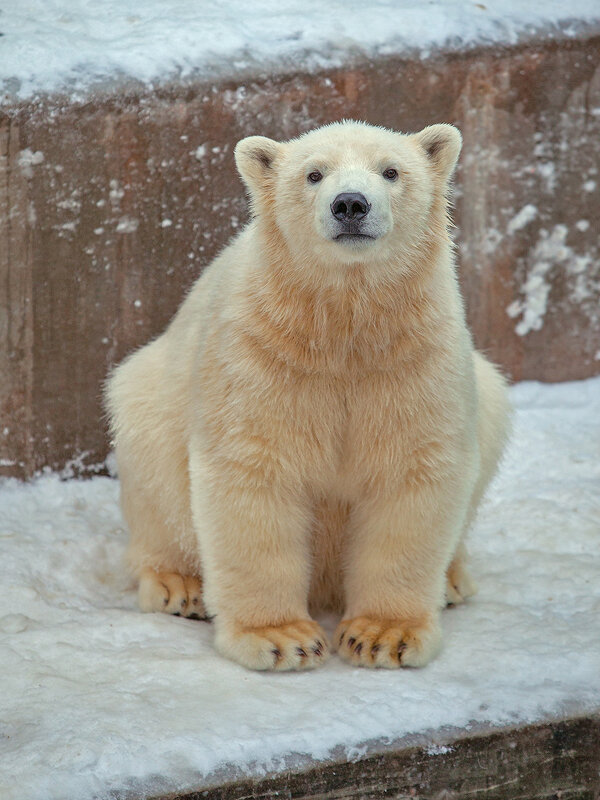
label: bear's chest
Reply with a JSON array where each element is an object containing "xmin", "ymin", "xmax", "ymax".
[{"xmin": 317, "ymin": 362, "xmax": 467, "ymax": 498}]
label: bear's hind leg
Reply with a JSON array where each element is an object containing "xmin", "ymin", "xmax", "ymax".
[
  {"xmin": 119, "ymin": 460, "xmax": 205, "ymax": 619},
  {"xmin": 445, "ymin": 353, "xmax": 511, "ymax": 606}
]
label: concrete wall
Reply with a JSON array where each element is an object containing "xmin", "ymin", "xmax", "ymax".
[
  {"xmin": 158, "ymin": 715, "xmax": 600, "ymax": 800},
  {"xmin": 1, "ymin": 36, "xmax": 599, "ymax": 478}
]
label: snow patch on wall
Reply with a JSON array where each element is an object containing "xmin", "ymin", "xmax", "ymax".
[
  {"xmin": 18, "ymin": 149, "xmax": 45, "ymax": 179},
  {"xmin": 506, "ymin": 204, "xmax": 537, "ymax": 235},
  {"xmin": 536, "ymin": 161, "xmax": 556, "ymax": 192},
  {"xmin": 483, "ymin": 228, "xmax": 503, "ymax": 255},
  {"xmin": 109, "ymin": 179, "xmax": 125, "ymax": 206},
  {"xmin": 426, "ymin": 744, "xmax": 455, "ymax": 756},
  {"xmin": 506, "ymin": 225, "xmax": 567, "ymax": 335},
  {"xmin": 116, "ymin": 216, "xmax": 139, "ymax": 234},
  {"xmin": 27, "ymin": 202, "xmax": 37, "ymax": 226},
  {"xmin": 506, "ymin": 224, "xmax": 599, "ymax": 336}
]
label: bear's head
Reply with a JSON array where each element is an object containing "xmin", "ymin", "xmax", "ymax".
[{"xmin": 234, "ymin": 121, "xmax": 461, "ymax": 272}]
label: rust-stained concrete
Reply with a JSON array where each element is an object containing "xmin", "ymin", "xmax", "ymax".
[{"xmin": 1, "ymin": 37, "xmax": 599, "ymax": 478}]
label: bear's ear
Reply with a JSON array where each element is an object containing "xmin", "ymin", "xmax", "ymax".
[
  {"xmin": 234, "ymin": 136, "xmax": 283, "ymax": 193},
  {"xmin": 413, "ymin": 124, "xmax": 462, "ymax": 181}
]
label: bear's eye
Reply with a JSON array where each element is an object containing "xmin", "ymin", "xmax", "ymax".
[
  {"xmin": 307, "ymin": 171, "xmax": 323, "ymax": 184},
  {"xmin": 382, "ymin": 168, "xmax": 399, "ymax": 181}
]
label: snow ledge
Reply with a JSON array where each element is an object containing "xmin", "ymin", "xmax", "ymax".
[{"xmin": 2, "ymin": 2, "xmax": 600, "ymax": 101}]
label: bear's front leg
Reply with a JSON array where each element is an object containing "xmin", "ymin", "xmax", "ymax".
[
  {"xmin": 188, "ymin": 444, "xmax": 329, "ymax": 671},
  {"xmin": 336, "ymin": 484, "xmax": 465, "ymax": 669}
]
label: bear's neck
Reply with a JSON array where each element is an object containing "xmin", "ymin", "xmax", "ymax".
[{"xmin": 243, "ymin": 218, "xmax": 462, "ymax": 375}]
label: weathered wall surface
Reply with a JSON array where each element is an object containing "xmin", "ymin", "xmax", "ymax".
[
  {"xmin": 1, "ymin": 37, "xmax": 599, "ymax": 478},
  {"xmin": 157, "ymin": 715, "xmax": 600, "ymax": 800}
]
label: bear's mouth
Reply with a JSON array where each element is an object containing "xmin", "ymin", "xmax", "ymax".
[{"xmin": 334, "ymin": 233, "xmax": 376, "ymax": 244}]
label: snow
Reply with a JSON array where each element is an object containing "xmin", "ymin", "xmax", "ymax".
[
  {"xmin": 115, "ymin": 216, "xmax": 139, "ymax": 234},
  {"xmin": 505, "ymin": 224, "xmax": 596, "ymax": 336},
  {"xmin": 16, "ymin": 148, "xmax": 45, "ymax": 179},
  {"xmin": 506, "ymin": 204, "xmax": 538, "ymax": 235},
  {"xmin": 2, "ymin": 1, "xmax": 600, "ymax": 100},
  {"xmin": 1, "ymin": 376, "xmax": 600, "ymax": 800}
]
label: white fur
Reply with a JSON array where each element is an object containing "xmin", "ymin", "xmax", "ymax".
[{"xmin": 105, "ymin": 121, "xmax": 511, "ymax": 671}]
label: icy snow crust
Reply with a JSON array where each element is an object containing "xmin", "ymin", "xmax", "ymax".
[
  {"xmin": 1, "ymin": 378, "xmax": 600, "ymax": 800},
  {"xmin": 2, "ymin": 1, "xmax": 600, "ymax": 100}
]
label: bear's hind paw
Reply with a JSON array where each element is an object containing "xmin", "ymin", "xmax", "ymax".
[
  {"xmin": 445, "ymin": 560, "xmax": 477, "ymax": 606},
  {"xmin": 138, "ymin": 568, "xmax": 206, "ymax": 619}
]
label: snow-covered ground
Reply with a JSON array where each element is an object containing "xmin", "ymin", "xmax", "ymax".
[
  {"xmin": 1, "ymin": 376, "xmax": 600, "ymax": 800},
  {"xmin": 2, "ymin": 1, "xmax": 600, "ymax": 99}
]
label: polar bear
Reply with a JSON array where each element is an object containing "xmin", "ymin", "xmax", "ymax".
[{"xmin": 105, "ymin": 121, "xmax": 510, "ymax": 672}]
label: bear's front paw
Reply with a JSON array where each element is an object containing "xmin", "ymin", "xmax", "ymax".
[
  {"xmin": 334, "ymin": 615, "xmax": 441, "ymax": 668},
  {"xmin": 216, "ymin": 619, "xmax": 329, "ymax": 671}
]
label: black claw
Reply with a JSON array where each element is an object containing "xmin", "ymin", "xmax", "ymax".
[
  {"xmin": 397, "ymin": 641, "xmax": 407, "ymax": 663},
  {"xmin": 296, "ymin": 647, "xmax": 307, "ymax": 658},
  {"xmin": 347, "ymin": 637, "xmax": 356, "ymax": 648},
  {"xmin": 313, "ymin": 639, "xmax": 325, "ymax": 656},
  {"xmin": 272, "ymin": 648, "xmax": 282, "ymax": 661},
  {"xmin": 338, "ymin": 632, "xmax": 345, "ymax": 647},
  {"xmin": 371, "ymin": 644, "xmax": 380, "ymax": 658},
  {"xmin": 354, "ymin": 642, "xmax": 363, "ymax": 655}
]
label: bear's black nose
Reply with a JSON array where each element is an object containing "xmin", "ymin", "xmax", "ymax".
[{"xmin": 330, "ymin": 192, "xmax": 371, "ymax": 222}]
